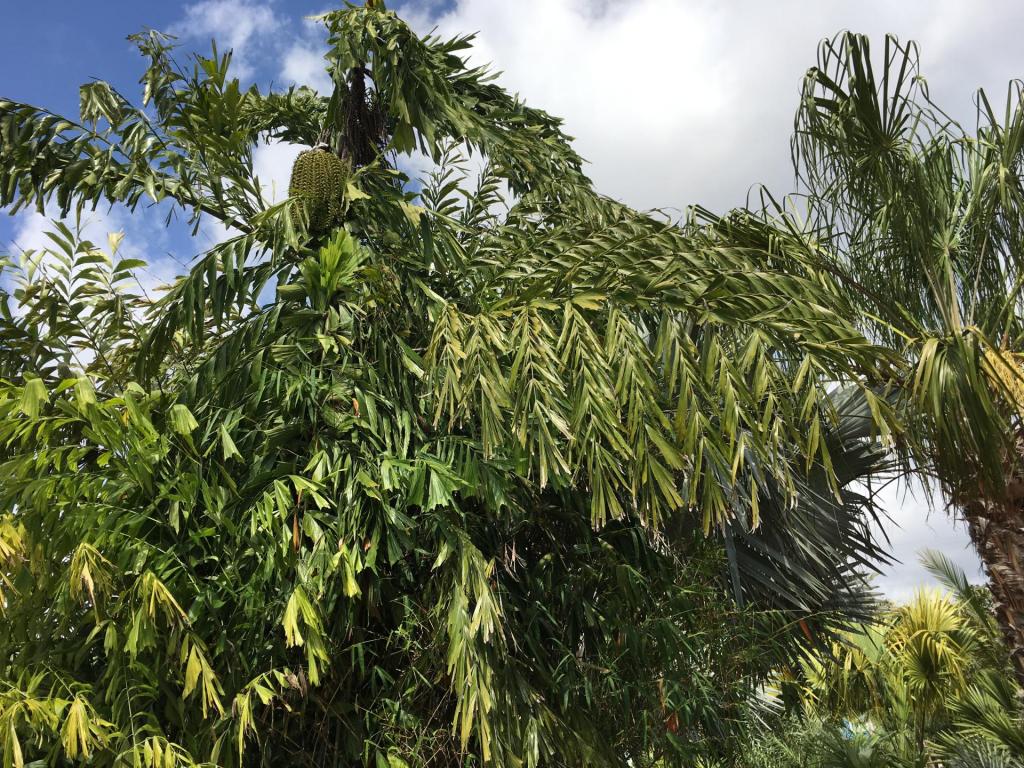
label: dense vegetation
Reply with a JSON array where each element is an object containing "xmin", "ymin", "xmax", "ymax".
[
  {"xmin": 0, "ymin": 2, "xmax": 1022, "ymax": 767},
  {"xmin": 737, "ymin": 554, "xmax": 1024, "ymax": 768}
]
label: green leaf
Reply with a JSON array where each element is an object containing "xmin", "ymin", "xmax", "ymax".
[
  {"xmin": 19, "ymin": 378, "xmax": 47, "ymax": 418},
  {"xmin": 219, "ymin": 424, "xmax": 241, "ymax": 460},
  {"xmin": 168, "ymin": 403, "xmax": 199, "ymax": 436}
]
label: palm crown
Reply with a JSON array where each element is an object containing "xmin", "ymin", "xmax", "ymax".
[{"xmin": 791, "ymin": 31, "xmax": 1024, "ymax": 687}]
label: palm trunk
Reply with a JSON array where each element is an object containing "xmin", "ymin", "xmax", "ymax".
[{"xmin": 964, "ymin": 491, "xmax": 1024, "ymax": 690}]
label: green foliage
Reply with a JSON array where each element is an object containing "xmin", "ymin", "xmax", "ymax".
[
  {"xmin": 740, "ymin": 554, "xmax": 1024, "ymax": 768},
  {"xmin": 0, "ymin": 4, "xmax": 902, "ymax": 767},
  {"xmin": 790, "ymin": 31, "xmax": 1024, "ymax": 504},
  {"xmin": 729, "ymin": 715, "xmax": 832, "ymax": 768}
]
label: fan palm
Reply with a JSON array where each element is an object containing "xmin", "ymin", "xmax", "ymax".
[{"xmin": 790, "ymin": 31, "xmax": 1024, "ymax": 686}]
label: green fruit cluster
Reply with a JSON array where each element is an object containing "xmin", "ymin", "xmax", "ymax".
[{"xmin": 288, "ymin": 146, "xmax": 350, "ymax": 234}]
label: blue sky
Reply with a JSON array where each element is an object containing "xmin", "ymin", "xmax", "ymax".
[
  {"xmin": 1, "ymin": 3, "xmax": 181, "ymax": 113},
  {"xmin": 0, "ymin": 1, "xmax": 337, "ymax": 257},
  {"xmin": 4, "ymin": 0, "xmax": 1021, "ymax": 597}
]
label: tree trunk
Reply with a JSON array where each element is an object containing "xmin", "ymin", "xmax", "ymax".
[{"xmin": 964, "ymin": 490, "xmax": 1024, "ymax": 690}]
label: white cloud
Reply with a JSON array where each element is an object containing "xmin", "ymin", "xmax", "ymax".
[
  {"xmin": 279, "ymin": 14, "xmax": 333, "ymax": 94},
  {"xmin": 7, "ymin": 209, "xmax": 60, "ymax": 256},
  {"xmin": 870, "ymin": 478, "xmax": 984, "ymax": 602},
  {"xmin": 281, "ymin": 44, "xmax": 333, "ymax": 94},
  {"xmin": 170, "ymin": 0, "xmax": 280, "ymax": 80},
  {"xmin": 171, "ymin": 1, "xmax": 334, "ymax": 93},
  {"xmin": 397, "ymin": 0, "xmax": 1024, "ymax": 213},
  {"xmin": 253, "ymin": 140, "xmax": 303, "ymax": 203}
]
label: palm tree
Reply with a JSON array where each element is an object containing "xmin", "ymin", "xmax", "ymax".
[
  {"xmin": 0, "ymin": 4, "xmax": 897, "ymax": 766},
  {"xmin": 790, "ymin": 31, "xmax": 1024, "ymax": 686},
  {"xmin": 762, "ymin": 552, "xmax": 1023, "ymax": 768}
]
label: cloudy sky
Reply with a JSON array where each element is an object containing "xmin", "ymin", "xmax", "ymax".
[{"xmin": 4, "ymin": 0, "xmax": 1020, "ymax": 597}]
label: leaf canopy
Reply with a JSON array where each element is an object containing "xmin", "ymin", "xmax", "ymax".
[{"xmin": 0, "ymin": 6, "xmax": 900, "ymax": 767}]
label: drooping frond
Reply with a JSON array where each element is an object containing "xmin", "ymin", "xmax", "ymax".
[{"xmin": 0, "ymin": 7, "xmax": 907, "ymax": 767}]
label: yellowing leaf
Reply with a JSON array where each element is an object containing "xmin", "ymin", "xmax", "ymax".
[
  {"xmin": 345, "ymin": 181, "xmax": 370, "ymax": 201},
  {"xmin": 283, "ymin": 588, "xmax": 305, "ymax": 647},
  {"xmin": 107, "ymin": 230, "xmax": 125, "ymax": 255},
  {"xmin": 168, "ymin": 403, "xmax": 199, "ymax": 436},
  {"xmin": 343, "ymin": 556, "xmax": 361, "ymax": 598},
  {"xmin": 570, "ymin": 292, "xmax": 606, "ymax": 310},
  {"xmin": 183, "ymin": 644, "xmax": 203, "ymax": 700},
  {"xmin": 399, "ymin": 201, "xmax": 425, "ymax": 224},
  {"xmin": 61, "ymin": 697, "xmax": 101, "ymax": 761},
  {"xmin": 19, "ymin": 377, "xmax": 47, "ymax": 418}
]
